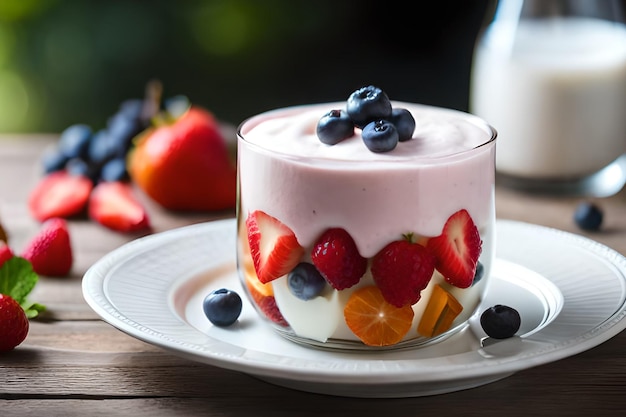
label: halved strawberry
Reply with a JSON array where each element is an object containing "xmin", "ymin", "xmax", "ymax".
[
  {"xmin": 21, "ymin": 217, "xmax": 73, "ymax": 277},
  {"xmin": 28, "ymin": 170, "xmax": 93, "ymax": 221},
  {"xmin": 371, "ymin": 238, "xmax": 435, "ymax": 307},
  {"xmin": 88, "ymin": 181, "xmax": 150, "ymax": 233},
  {"xmin": 245, "ymin": 210, "xmax": 304, "ymax": 284},
  {"xmin": 426, "ymin": 209, "xmax": 482, "ymax": 288}
]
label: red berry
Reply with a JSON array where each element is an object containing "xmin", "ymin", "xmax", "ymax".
[
  {"xmin": 371, "ymin": 239, "xmax": 435, "ymax": 307},
  {"xmin": 246, "ymin": 211, "xmax": 304, "ymax": 284},
  {"xmin": 88, "ymin": 181, "xmax": 150, "ymax": 233},
  {"xmin": 311, "ymin": 228, "xmax": 367, "ymax": 290},
  {"xmin": 0, "ymin": 294, "xmax": 29, "ymax": 352},
  {"xmin": 254, "ymin": 294, "xmax": 289, "ymax": 327},
  {"xmin": 28, "ymin": 170, "xmax": 93, "ymax": 221},
  {"xmin": 427, "ymin": 209, "xmax": 482, "ymax": 288},
  {"xmin": 21, "ymin": 218, "xmax": 73, "ymax": 277}
]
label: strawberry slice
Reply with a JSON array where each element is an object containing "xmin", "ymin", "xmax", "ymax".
[
  {"xmin": 426, "ymin": 209, "xmax": 482, "ymax": 288},
  {"xmin": 21, "ymin": 217, "xmax": 73, "ymax": 277},
  {"xmin": 245, "ymin": 210, "xmax": 304, "ymax": 284},
  {"xmin": 28, "ymin": 170, "xmax": 93, "ymax": 221},
  {"xmin": 88, "ymin": 181, "xmax": 150, "ymax": 233},
  {"xmin": 371, "ymin": 238, "xmax": 435, "ymax": 307}
]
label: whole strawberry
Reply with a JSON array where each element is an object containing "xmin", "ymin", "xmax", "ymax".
[
  {"xmin": 0, "ymin": 294, "xmax": 29, "ymax": 352},
  {"xmin": 311, "ymin": 228, "xmax": 367, "ymax": 290},
  {"xmin": 371, "ymin": 237, "xmax": 436, "ymax": 307},
  {"xmin": 21, "ymin": 218, "xmax": 73, "ymax": 277}
]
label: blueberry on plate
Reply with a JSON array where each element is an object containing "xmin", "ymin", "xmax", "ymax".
[
  {"xmin": 346, "ymin": 85, "xmax": 392, "ymax": 129},
  {"xmin": 574, "ymin": 201, "xmax": 603, "ymax": 231},
  {"xmin": 362, "ymin": 120, "xmax": 399, "ymax": 153},
  {"xmin": 203, "ymin": 288, "xmax": 242, "ymax": 326},
  {"xmin": 316, "ymin": 109, "xmax": 354, "ymax": 145},
  {"xmin": 390, "ymin": 108, "xmax": 416, "ymax": 142},
  {"xmin": 480, "ymin": 304, "xmax": 521, "ymax": 339},
  {"xmin": 288, "ymin": 262, "xmax": 327, "ymax": 300}
]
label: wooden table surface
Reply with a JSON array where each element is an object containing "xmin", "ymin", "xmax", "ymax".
[{"xmin": 1, "ymin": 135, "xmax": 626, "ymax": 417}]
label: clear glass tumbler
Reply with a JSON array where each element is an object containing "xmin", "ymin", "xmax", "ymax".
[{"xmin": 236, "ymin": 102, "xmax": 497, "ymax": 350}]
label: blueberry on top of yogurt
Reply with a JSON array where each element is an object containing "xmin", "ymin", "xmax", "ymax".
[
  {"xmin": 316, "ymin": 85, "xmax": 416, "ymax": 152},
  {"xmin": 346, "ymin": 85, "xmax": 392, "ymax": 128}
]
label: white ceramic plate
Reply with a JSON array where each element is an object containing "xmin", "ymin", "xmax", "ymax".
[{"xmin": 82, "ymin": 219, "xmax": 626, "ymax": 398}]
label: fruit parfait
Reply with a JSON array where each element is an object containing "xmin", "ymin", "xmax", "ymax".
[{"xmin": 236, "ymin": 86, "xmax": 497, "ymax": 350}]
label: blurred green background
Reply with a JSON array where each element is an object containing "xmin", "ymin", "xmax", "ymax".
[{"xmin": 0, "ymin": 0, "xmax": 489, "ymax": 134}]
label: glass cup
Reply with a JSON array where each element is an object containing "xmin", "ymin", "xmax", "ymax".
[
  {"xmin": 236, "ymin": 102, "xmax": 497, "ymax": 350},
  {"xmin": 470, "ymin": 0, "xmax": 626, "ymax": 197}
]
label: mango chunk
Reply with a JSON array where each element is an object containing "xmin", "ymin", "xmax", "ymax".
[{"xmin": 417, "ymin": 284, "xmax": 463, "ymax": 337}]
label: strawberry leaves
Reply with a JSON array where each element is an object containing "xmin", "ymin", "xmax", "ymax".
[{"xmin": 0, "ymin": 256, "xmax": 46, "ymax": 319}]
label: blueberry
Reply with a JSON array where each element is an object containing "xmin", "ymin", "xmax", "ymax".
[
  {"xmin": 203, "ymin": 288, "xmax": 242, "ymax": 327},
  {"xmin": 574, "ymin": 201, "xmax": 603, "ymax": 231},
  {"xmin": 41, "ymin": 149, "xmax": 69, "ymax": 173},
  {"xmin": 107, "ymin": 112, "xmax": 144, "ymax": 157},
  {"xmin": 100, "ymin": 157, "xmax": 129, "ymax": 182},
  {"xmin": 390, "ymin": 108, "xmax": 415, "ymax": 142},
  {"xmin": 65, "ymin": 157, "xmax": 99, "ymax": 183},
  {"xmin": 117, "ymin": 98, "xmax": 145, "ymax": 123},
  {"xmin": 288, "ymin": 262, "xmax": 327, "ymax": 300},
  {"xmin": 346, "ymin": 85, "xmax": 392, "ymax": 128},
  {"xmin": 480, "ymin": 304, "xmax": 521, "ymax": 339},
  {"xmin": 88, "ymin": 130, "xmax": 115, "ymax": 165},
  {"xmin": 316, "ymin": 109, "xmax": 354, "ymax": 145},
  {"xmin": 362, "ymin": 120, "xmax": 399, "ymax": 153},
  {"xmin": 58, "ymin": 124, "xmax": 93, "ymax": 159}
]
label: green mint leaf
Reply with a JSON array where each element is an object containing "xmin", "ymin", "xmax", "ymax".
[{"xmin": 0, "ymin": 256, "xmax": 39, "ymax": 305}]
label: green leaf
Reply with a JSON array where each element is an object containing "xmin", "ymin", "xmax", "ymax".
[
  {"xmin": 0, "ymin": 256, "xmax": 40, "ymax": 306},
  {"xmin": 23, "ymin": 302, "xmax": 46, "ymax": 319}
]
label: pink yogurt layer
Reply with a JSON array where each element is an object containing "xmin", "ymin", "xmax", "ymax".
[{"xmin": 238, "ymin": 102, "xmax": 496, "ymax": 258}]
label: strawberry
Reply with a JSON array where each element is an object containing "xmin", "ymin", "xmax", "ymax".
[
  {"xmin": 311, "ymin": 228, "xmax": 367, "ymax": 290},
  {"xmin": 0, "ymin": 294, "xmax": 29, "ymax": 352},
  {"xmin": 0, "ymin": 242, "xmax": 14, "ymax": 267},
  {"xmin": 127, "ymin": 106, "xmax": 237, "ymax": 211},
  {"xmin": 88, "ymin": 181, "xmax": 150, "ymax": 233},
  {"xmin": 426, "ymin": 209, "xmax": 482, "ymax": 288},
  {"xmin": 28, "ymin": 170, "xmax": 93, "ymax": 221},
  {"xmin": 21, "ymin": 217, "xmax": 73, "ymax": 277},
  {"xmin": 247, "ymin": 284, "xmax": 289, "ymax": 327},
  {"xmin": 371, "ymin": 238, "xmax": 435, "ymax": 307},
  {"xmin": 245, "ymin": 210, "xmax": 304, "ymax": 284}
]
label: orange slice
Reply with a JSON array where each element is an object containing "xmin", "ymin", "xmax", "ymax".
[
  {"xmin": 417, "ymin": 284, "xmax": 463, "ymax": 337},
  {"xmin": 344, "ymin": 286, "xmax": 414, "ymax": 347}
]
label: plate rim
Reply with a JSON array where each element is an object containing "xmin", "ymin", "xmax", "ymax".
[{"xmin": 82, "ymin": 218, "xmax": 626, "ymax": 387}]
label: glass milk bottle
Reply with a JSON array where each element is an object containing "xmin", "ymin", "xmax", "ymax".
[{"xmin": 470, "ymin": 0, "xmax": 626, "ymax": 196}]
